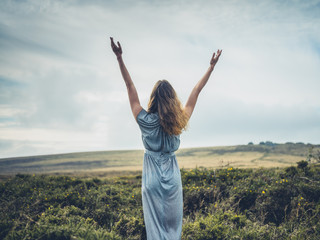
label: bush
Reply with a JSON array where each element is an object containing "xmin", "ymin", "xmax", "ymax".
[
  {"xmin": 297, "ymin": 160, "xmax": 308, "ymax": 169},
  {"xmin": 285, "ymin": 166, "xmax": 298, "ymax": 178},
  {"xmin": 1, "ymin": 165, "xmax": 320, "ymax": 239}
]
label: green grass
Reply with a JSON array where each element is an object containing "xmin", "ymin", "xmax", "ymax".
[
  {"xmin": 1, "ymin": 143, "xmax": 319, "ymax": 176},
  {"xmin": 1, "ymin": 160, "xmax": 320, "ymax": 239}
]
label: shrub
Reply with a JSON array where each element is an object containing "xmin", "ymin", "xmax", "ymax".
[
  {"xmin": 297, "ymin": 160, "xmax": 308, "ymax": 169},
  {"xmin": 285, "ymin": 166, "xmax": 298, "ymax": 178},
  {"xmin": 1, "ymin": 165, "xmax": 320, "ymax": 239}
]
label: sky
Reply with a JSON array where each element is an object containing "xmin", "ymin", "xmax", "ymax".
[{"xmin": 0, "ymin": 0, "xmax": 320, "ymax": 158}]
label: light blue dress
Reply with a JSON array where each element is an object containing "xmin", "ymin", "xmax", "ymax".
[{"xmin": 136, "ymin": 108, "xmax": 183, "ymax": 240}]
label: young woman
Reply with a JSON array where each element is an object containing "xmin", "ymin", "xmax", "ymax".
[{"xmin": 110, "ymin": 37, "xmax": 222, "ymax": 239}]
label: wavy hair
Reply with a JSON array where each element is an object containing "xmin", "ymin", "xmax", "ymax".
[{"xmin": 148, "ymin": 80, "xmax": 188, "ymax": 135}]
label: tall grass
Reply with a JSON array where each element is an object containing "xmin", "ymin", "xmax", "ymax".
[{"xmin": 1, "ymin": 161, "xmax": 319, "ymax": 239}]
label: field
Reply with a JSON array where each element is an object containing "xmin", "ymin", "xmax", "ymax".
[
  {"xmin": 1, "ymin": 161, "xmax": 320, "ymax": 239},
  {"xmin": 1, "ymin": 143, "xmax": 320, "ymax": 239},
  {"xmin": 1, "ymin": 143, "xmax": 319, "ymax": 177}
]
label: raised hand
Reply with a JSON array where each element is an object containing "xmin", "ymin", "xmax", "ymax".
[
  {"xmin": 210, "ymin": 49, "xmax": 222, "ymax": 70},
  {"xmin": 110, "ymin": 37, "xmax": 122, "ymax": 58}
]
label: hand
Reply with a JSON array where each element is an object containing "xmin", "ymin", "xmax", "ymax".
[
  {"xmin": 210, "ymin": 49, "xmax": 222, "ymax": 70},
  {"xmin": 110, "ymin": 37, "xmax": 122, "ymax": 58}
]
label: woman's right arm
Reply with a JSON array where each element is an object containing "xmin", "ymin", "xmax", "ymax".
[
  {"xmin": 110, "ymin": 37, "xmax": 142, "ymax": 119},
  {"xmin": 184, "ymin": 49, "xmax": 222, "ymax": 118}
]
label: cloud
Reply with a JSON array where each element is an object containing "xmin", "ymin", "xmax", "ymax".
[
  {"xmin": 182, "ymin": 95, "xmax": 320, "ymax": 147},
  {"xmin": 0, "ymin": 0, "xmax": 320, "ymax": 158}
]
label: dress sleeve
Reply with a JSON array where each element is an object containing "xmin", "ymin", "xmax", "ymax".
[{"xmin": 136, "ymin": 108, "xmax": 159, "ymax": 134}]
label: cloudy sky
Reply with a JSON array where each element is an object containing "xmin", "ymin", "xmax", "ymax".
[{"xmin": 0, "ymin": 0, "xmax": 319, "ymax": 158}]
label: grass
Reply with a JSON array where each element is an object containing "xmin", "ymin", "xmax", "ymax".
[
  {"xmin": 1, "ymin": 143, "xmax": 319, "ymax": 176},
  {"xmin": 1, "ymin": 160, "xmax": 320, "ymax": 239}
]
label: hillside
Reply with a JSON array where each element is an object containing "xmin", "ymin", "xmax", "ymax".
[{"xmin": 0, "ymin": 143, "xmax": 319, "ymax": 176}]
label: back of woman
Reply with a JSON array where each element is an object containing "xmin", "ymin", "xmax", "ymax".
[
  {"xmin": 110, "ymin": 37, "xmax": 221, "ymax": 240},
  {"xmin": 137, "ymin": 107, "xmax": 183, "ymax": 239}
]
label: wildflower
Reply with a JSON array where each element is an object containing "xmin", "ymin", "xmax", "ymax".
[
  {"xmin": 262, "ymin": 191, "xmax": 265, "ymax": 194},
  {"xmin": 234, "ymin": 187, "xmax": 237, "ymax": 190},
  {"xmin": 132, "ymin": 195, "xmax": 134, "ymax": 198}
]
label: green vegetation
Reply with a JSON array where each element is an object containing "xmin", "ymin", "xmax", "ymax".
[{"xmin": 1, "ymin": 161, "xmax": 320, "ymax": 239}]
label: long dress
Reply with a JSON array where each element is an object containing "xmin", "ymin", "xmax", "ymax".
[{"xmin": 136, "ymin": 108, "xmax": 183, "ymax": 240}]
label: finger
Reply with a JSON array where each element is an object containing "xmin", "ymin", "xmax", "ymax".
[
  {"xmin": 210, "ymin": 53, "xmax": 215, "ymax": 65},
  {"xmin": 215, "ymin": 50, "xmax": 220, "ymax": 58},
  {"xmin": 110, "ymin": 37, "xmax": 116, "ymax": 47},
  {"xmin": 111, "ymin": 38, "xmax": 118, "ymax": 50},
  {"xmin": 117, "ymin": 41, "xmax": 122, "ymax": 50}
]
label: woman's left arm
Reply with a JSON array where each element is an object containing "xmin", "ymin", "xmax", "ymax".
[
  {"xmin": 184, "ymin": 49, "xmax": 222, "ymax": 119},
  {"xmin": 110, "ymin": 37, "xmax": 142, "ymax": 119}
]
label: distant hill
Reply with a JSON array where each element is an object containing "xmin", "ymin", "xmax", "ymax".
[{"xmin": 0, "ymin": 143, "xmax": 319, "ymax": 176}]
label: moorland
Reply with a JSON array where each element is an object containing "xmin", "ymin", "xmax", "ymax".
[{"xmin": 1, "ymin": 142, "xmax": 319, "ymax": 239}]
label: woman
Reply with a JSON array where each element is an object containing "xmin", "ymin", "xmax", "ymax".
[{"xmin": 110, "ymin": 37, "xmax": 221, "ymax": 239}]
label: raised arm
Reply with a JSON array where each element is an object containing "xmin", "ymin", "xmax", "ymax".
[
  {"xmin": 184, "ymin": 49, "xmax": 222, "ymax": 118},
  {"xmin": 110, "ymin": 37, "xmax": 142, "ymax": 119}
]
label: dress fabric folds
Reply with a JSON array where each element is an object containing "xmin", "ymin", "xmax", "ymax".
[{"xmin": 137, "ymin": 109, "xmax": 183, "ymax": 240}]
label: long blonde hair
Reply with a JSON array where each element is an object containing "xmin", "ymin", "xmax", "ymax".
[{"xmin": 148, "ymin": 80, "xmax": 188, "ymax": 135}]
